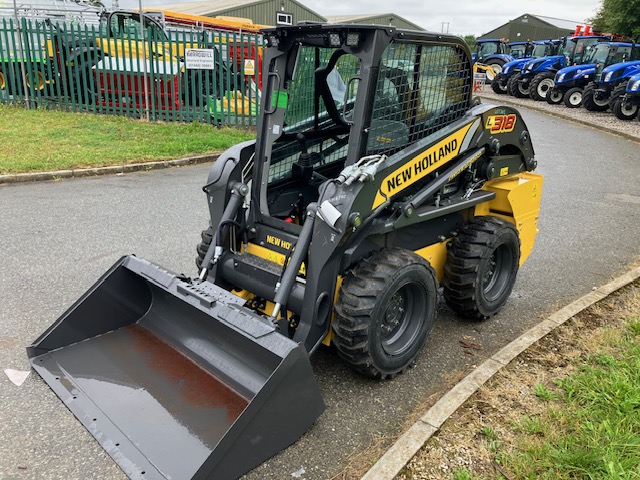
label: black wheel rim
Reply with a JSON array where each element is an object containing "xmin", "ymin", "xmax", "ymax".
[
  {"xmin": 380, "ymin": 283, "xmax": 424, "ymax": 356},
  {"xmin": 482, "ymin": 245, "xmax": 513, "ymax": 302}
]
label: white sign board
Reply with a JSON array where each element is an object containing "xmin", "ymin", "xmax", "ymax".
[
  {"xmin": 185, "ymin": 49, "xmax": 215, "ymax": 70},
  {"xmin": 244, "ymin": 59, "xmax": 255, "ymax": 76}
]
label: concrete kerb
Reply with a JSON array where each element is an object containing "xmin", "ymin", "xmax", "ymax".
[
  {"xmin": 477, "ymin": 94, "xmax": 640, "ymax": 145},
  {"xmin": 0, "ymin": 153, "xmax": 219, "ymax": 185},
  {"xmin": 361, "ymin": 265, "xmax": 640, "ymax": 480}
]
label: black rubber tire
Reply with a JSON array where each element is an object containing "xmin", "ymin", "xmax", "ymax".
[
  {"xmin": 196, "ymin": 226, "xmax": 214, "ymax": 270},
  {"xmin": 442, "ymin": 216, "xmax": 520, "ymax": 320},
  {"xmin": 612, "ymin": 97, "xmax": 638, "ymax": 120},
  {"xmin": 608, "ymin": 82, "xmax": 627, "ymax": 110},
  {"xmin": 507, "ymin": 73, "xmax": 529, "ymax": 98},
  {"xmin": 582, "ymin": 83, "xmax": 609, "ymax": 112},
  {"xmin": 529, "ymin": 72, "xmax": 555, "ymax": 101},
  {"xmin": 546, "ymin": 88, "xmax": 563, "ymax": 104},
  {"xmin": 563, "ymin": 87, "xmax": 583, "ymax": 108},
  {"xmin": 333, "ymin": 248, "xmax": 437, "ymax": 379},
  {"xmin": 491, "ymin": 74, "xmax": 508, "ymax": 94}
]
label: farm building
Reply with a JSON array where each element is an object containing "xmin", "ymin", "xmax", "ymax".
[
  {"xmin": 157, "ymin": 0, "xmax": 325, "ymax": 26},
  {"xmin": 156, "ymin": 0, "xmax": 425, "ymax": 30},
  {"xmin": 325, "ymin": 13, "xmax": 424, "ymax": 31},
  {"xmin": 479, "ymin": 13, "xmax": 582, "ymax": 42}
]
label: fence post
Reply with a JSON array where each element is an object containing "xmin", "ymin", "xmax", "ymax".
[{"xmin": 12, "ymin": 0, "xmax": 30, "ymax": 108}]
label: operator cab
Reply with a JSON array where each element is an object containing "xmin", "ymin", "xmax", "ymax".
[{"xmin": 260, "ymin": 25, "xmax": 472, "ymax": 226}]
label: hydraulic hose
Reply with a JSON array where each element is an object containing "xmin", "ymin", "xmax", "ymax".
[
  {"xmin": 199, "ymin": 182, "xmax": 248, "ymax": 280},
  {"xmin": 271, "ymin": 203, "xmax": 317, "ymax": 319}
]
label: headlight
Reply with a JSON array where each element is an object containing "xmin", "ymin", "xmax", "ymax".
[
  {"xmin": 631, "ymin": 80, "xmax": 640, "ymax": 92},
  {"xmin": 604, "ymin": 72, "xmax": 613, "ymax": 82},
  {"xmin": 557, "ymin": 73, "xmax": 565, "ymax": 82}
]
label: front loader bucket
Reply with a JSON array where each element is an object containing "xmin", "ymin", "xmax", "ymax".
[{"xmin": 27, "ymin": 255, "xmax": 325, "ymax": 480}]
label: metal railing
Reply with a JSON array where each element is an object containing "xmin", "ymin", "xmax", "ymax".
[{"xmin": 0, "ymin": 16, "xmax": 263, "ymax": 125}]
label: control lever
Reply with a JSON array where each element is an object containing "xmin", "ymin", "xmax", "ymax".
[{"xmin": 292, "ymin": 133, "xmax": 314, "ymax": 181}]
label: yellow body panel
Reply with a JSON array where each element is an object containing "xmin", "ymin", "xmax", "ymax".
[
  {"xmin": 475, "ymin": 172, "xmax": 544, "ymax": 265},
  {"xmin": 414, "ymin": 241, "xmax": 449, "ymax": 282}
]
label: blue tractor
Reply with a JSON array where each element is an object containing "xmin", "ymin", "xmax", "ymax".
[
  {"xmin": 581, "ymin": 46, "xmax": 640, "ymax": 114},
  {"xmin": 611, "ymin": 69, "xmax": 640, "ymax": 120},
  {"xmin": 616, "ymin": 72, "xmax": 640, "ymax": 120},
  {"xmin": 546, "ymin": 42, "xmax": 637, "ymax": 108},
  {"xmin": 517, "ymin": 35, "xmax": 610, "ymax": 101},
  {"xmin": 473, "ymin": 38, "xmax": 513, "ymax": 81},
  {"xmin": 492, "ymin": 40, "xmax": 559, "ymax": 95}
]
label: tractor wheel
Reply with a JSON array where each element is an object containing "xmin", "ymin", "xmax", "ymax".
[
  {"xmin": 491, "ymin": 74, "xmax": 508, "ymax": 94},
  {"xmin": 443, "ymin": 216, "xmax": 520, "ymax": 320},
  {"xmin": 333, "ymin": 248, "xmax": 437, "ymax": 379},
  {"xmin": 608, "ymin": 82, "xmax": 627, "ymax": 110},
  {"xmin": 485, "ymin": 60, "xmax": 504, "ymax": 82},
  {"xmin": 196, "ymin": 226, "xmax": 214, "ymax": 270},
  {"xmin": 563, "ymin": 87, "xmax": 583, "ymax": 108},
  {"xmin": 529, "ymin": 72, "xmax": 555, "ymax": 101},
  {"xmin": 582, "ymin": 83, "xmax": 609, "ymax": 112},
  {"xmin": 612, "ymin": 98, "xmax": 638, "ymax": 121},
  {"xmin": 507, "ymin": 73, "xmax": 529, "ymax": 98},
  {"xmin": 546, "ymin": 88, "xmax": 563, "ymax": 104}
]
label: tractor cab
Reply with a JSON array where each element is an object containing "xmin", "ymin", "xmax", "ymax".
[
  {"xmin": 562, "ymin": 35, "xmax": 610, "ymax": 65},
  {"xmin": 586, "ymin": 42, "xmax": 636, "ymax": 76},
  {"xmin": 508, "ymin": 41, "xmax": 533, "ymax": 59},
  {"xmin": 531, "ymin": 39, "xmax": 560, "ymax": 58},
  {"xmin": 473, "ymin": 38, "xmax": 508, "ymax": 63}
]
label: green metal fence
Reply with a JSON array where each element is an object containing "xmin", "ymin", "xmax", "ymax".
[{"xmin": 0, "ymin": 17, "xmax": 263, "ymax": 125}]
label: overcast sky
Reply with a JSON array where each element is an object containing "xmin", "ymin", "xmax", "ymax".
[
  {"xmin": 303, "ymin": 0, "xmax": 602, "ymax": 36},
  {"xmin": 128, "ymin": 0, "xmax": 603, "ymax": 37}
]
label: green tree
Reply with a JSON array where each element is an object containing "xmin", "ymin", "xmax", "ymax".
[
  {"xmin": 591, "ymin": 0, "xmax": 640, "ymax": 41},
  {"xmin": 461, "ymin": 34, "xmax": 477, "ymax": 51}
]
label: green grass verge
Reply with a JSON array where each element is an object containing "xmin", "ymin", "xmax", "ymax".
[
  {"xmin": 0, "ymin": 104, "xmax": 255, "ymax": 174},
  {"xmin": 501, "ymin": 314, "xmax": 640, "ymax": 479}
]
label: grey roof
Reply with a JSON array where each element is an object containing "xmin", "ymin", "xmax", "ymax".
[
  {"xmin": 325, "ymin": 13, "xmax": 423, "ymax": 31},
  {"xmin": 529, "ymin": 14, "xmax": 583, "ymax": 31},
  {"xmin": 158, "ymin": 0, "xmax": 266, "ymax": 16},
  {"xmin": 159, "ymin": 0, "xmax": 324, "ymax": 19}
]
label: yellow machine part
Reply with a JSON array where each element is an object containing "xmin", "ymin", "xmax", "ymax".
[
  {"xmin": 474, "ymin": 172, "xmax": 544, "ymax": 265},
  {"xmin": 237, "ymin": 171, "xmax": 542, "ymax": 345}
]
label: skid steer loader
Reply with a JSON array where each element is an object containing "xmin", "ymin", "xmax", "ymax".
[{"xmin": 28, "ymin": 23, "xmax": 543, "ymax": 480}]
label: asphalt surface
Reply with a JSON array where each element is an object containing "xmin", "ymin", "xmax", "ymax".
[{"xmin": 1, "ymin": 107, "xmax": 639, "ymax": 480}]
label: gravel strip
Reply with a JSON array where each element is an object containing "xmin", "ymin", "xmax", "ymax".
[{"xmin": 477, "ymin": 89, "xmax": 640, "ymax": 142}]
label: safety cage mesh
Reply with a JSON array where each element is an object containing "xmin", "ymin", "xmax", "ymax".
[
  {"xmin": 267, "ymin": 40, "xmax": 471, "ymax": 185},
  {"xmin": 268, "ymin": 46, "xmax": 360, "ymax": 183},
  {"xmin": 367, "ymin": 41, "xmax": 471, "ymax": 157}
]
